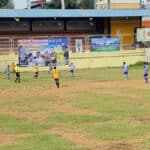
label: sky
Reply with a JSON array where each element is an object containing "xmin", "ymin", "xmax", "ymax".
[
  {"xmin": 13, "ymin": 0, "xmax": 51, "ymax": 9},
  {"xmin": 13, "ymin": 0, "xmax": 27, "ymax": 9}
]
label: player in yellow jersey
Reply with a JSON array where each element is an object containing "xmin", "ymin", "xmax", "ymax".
[
  {"xmin": 34, "ymin": 63, "xmax": 39, "ymax": 78},
  {"xmin": 51, "ymin": 66, "xmax": 60, "ymax": 88},
  {"xmin": 11, "ymin": 62, "xmax": 16, "ymax": 74},
  {"xmin": 15, "ymin": 64, "xmax": 20, "ymax": 83}
]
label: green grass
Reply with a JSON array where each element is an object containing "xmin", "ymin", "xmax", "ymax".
[
  {"xmin": 0, "ymin": 134, "xmax": 82, "ymax": 150},
  {"xmin": 0, "ymin": 114, "xmax": 48, "ymax": 134},
  {"xmin": 87, "ymin": 122, "xmax": 150, "ymax": 140},
  {"xmin": 0, "ymin": 67, "xmax": 150, "ymax": 150}
]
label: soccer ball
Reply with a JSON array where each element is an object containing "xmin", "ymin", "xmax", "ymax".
[{"xmin": 15, "ymin": 18, "xmax": 20, "ymax": 22}]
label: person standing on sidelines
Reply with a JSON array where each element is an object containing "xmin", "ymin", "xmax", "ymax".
[
  {"xmin": 51, "ymin": 66, "xmax": 60, "ymax": 88},
  {"xmin": 34, "ymin": 63, "xmax": 39, "ymax": 79},
  {"xmin": 5, "ymin": 65, "xmax": 11, "ymax": 80},
  {"xmin": 11, "ymin": 62, "xmax": 16, "ymax": 74},
  {"xmin": 144, "ymin": 62, "xmax": 149, "ymax": 83},
  {"xmin": 68, "ymin": 62, "xmax": 75, "ymax": 77},
  {"xmin": 15, "ymin": 64, "xmax": 20, "ymax": 83},
  {"xmin": 122, "ymin": 62, "xmax": 129, "ymax": 79},
  {"xmin": 48, "ymin": 66, "xmax": 53, "ymax": 74}
]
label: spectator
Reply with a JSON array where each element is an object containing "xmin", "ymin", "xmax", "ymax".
[{"xmin": 5, "ymin": 65, "xmax": 10, "ymax": 80}]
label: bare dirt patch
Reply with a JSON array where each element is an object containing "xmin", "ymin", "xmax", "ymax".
[
  {"xmin": 50, "ymin": 126, "xmax": 138, "ymax": 150},
  {"xmin": 135, "ymin": 116, "xmax": 150, "ymax": 124},
  {"xmin": 0, "ymin": 134, "xmax": 14, "ymax": 146},
  {"xmin": 106, "ymin": 142, "xmax": 138, "ymax": 150},
  {"xmin": 0, "ymin": 134, "xmax": 30, "ymax": 146},
  {"xmin": 0, "ymin": 79, "xmax": 147, "ymax": 100}
]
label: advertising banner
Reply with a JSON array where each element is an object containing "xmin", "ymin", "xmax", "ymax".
[
  {"xmin": 91, "ymin": 37, "xmax": 120, "ymax": 51},
  {"xmin": 18, "ymin": 37, "xmax": 69, "ymax": 67},
  {"xmin": 136, "ymin": 28, "xmax": 150, "ymax": 42}
]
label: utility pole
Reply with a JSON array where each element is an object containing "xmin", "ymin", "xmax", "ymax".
[
  {"xmin": 107, "ymin": 0, "xmax": 110, "ymax": 9},
  {"xmin": 26, "ymin": 0, "xmax": 31, "ymax": 9},
  {"xmin": 60, "ymin": 0, "xmax": 65, "ymax": 9}
]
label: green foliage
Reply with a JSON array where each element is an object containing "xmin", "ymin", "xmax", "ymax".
[
  {"xmin": 0, "ymin": 0, "xmax": 9, "ymax": 8},
  {"xmin": 0, "ymin": 0, "xmax": 14, "ymax": 8},
  {"xmin": 43, "ymin": 0, "xmax": 94, "ymax": 9},
  {"xmin": 79, "ymin": 0, "xmax": 94, "ymax": 9}
]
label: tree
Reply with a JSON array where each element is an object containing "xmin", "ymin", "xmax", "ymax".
[
  {"xmin": 79, "ymin": 0, "xmax": 94, "ymax": 9},
  {"xmin": 43, "ymin": 0, "xmax": 82, "ymax": 9},
  {"xmin": 43, "ymin": 0, "xmax": 61, "ymax": 9},
  {"xmin": 0, "ymin": 0, "xmax": 9, "ymax": 8},
  {"xmin": 0, "ymin": 0, "xmax": 14, "ymax": 9}
]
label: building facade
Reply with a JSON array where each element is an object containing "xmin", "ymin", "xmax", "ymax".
[{"xmin": 0, "ymin": 9, "xmax": 149, "ymax": 54}]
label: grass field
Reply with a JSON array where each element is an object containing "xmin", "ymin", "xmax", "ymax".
[{"xmin": 0, "ymin": 66, "xmax": 150, "ymax": 150}]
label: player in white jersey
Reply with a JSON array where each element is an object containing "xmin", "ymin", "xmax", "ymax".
[
  {"xmin": 122, "ymin": 62, "xmax": 129, "ymax": 79},
  {"xmin": 144, "ymin": 62, "xmax": 149, "ymax": 83}
]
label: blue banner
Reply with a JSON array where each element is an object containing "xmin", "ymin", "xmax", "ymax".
[
  {"xmin": 18, "ymin": 37, "xmax": 69, "ymax": 66},
  {"xmin": 91, "ymin": 37, "xmax": 120, "ymax": 51}
]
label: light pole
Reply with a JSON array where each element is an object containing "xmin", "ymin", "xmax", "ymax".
[
  {"xmin": 60, "ymin": 0, "xmax": 65, "ymax": 9},
  {"xmin": 107, "ymin": 0, "xmax": 110, "ymax": 9},
  {"xmin": 26, "ymin": 0, "xmax": 31, "ymax": 9}
]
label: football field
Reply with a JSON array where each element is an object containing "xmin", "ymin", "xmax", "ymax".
[{"xmin": 0, "ymin": 67, "xmax": 150, "ymax": 150}]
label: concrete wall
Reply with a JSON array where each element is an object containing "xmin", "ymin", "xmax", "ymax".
[
  {"xmin": 142, "ymin": 17, "xmax": 150, "ymax": 27},
  {"xmin": 0, "ymin": 49, "xmax": 145, "ymax": 71},
  {"xmin": 69, "ymin": 49, "xmax": 145, "ymax": 69},
  {"xmin": 110, "ymin": 0, "xmax": 140, "ymax": 9}
]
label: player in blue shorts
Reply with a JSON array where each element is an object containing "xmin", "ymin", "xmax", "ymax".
[
  {"xmin": 144, "ymin": 62, "xmax": 149, "ymax": 83},
  {"xmin": 122, "ymin": 62, "xmax": 129, "ymax": 79},
  {"xmin": 68, "ymin": 63, "xmax": 75, "ymax": 77}
]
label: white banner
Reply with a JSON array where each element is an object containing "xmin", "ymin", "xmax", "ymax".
[{"xmin": 136, "ymin": 28, "xmax": 150, "ymax": 42}]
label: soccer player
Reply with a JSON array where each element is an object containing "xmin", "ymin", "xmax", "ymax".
[
  {"xmin": 15, "ymin": 64, "xmax": 20, "ymax": 83},
  {"xmin": 5, "ymin": 65, "xmax": 10, "ymax": 80},
  {"xmin": 122, "ymin": 62, "xmax": 129, "ymax": 79},
  {"xmin": 68, "ymin": 62, "xmax": 75, "ymax": 77},
  {"xmin": 144, "ymin": 62, "xmax": 149, "ymax": 83},
  {"xmin": 34, "ymin": 63, "xmax": 39, "ymax": 78},
  {"xmin": 51, "ymin": 66, "xmax": 60, "ymax": 88},
  {"xmin": 11, "ymin": 62, "xmax": 16, "ymax": 74}
]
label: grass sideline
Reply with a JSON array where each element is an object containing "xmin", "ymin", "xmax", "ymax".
[{"xmin": 0, "ymin": 67, "xmax": 150, "ymax": 150}]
